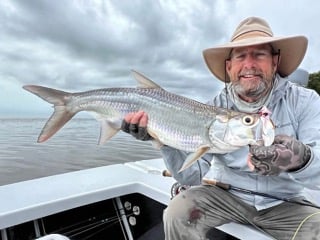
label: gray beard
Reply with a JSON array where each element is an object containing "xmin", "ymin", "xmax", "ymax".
[
  {"xmin": 231, "ymin": 79, "xmax": 269, "ymax": 99},
  {"xmin": 227, "ymin": 76, "xmax": 278, "ymax": 113}
]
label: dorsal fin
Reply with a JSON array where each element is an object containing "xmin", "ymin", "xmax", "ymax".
[{"xmin": 131, "ymin": 70, "xmax": 162, "ymax": 89}]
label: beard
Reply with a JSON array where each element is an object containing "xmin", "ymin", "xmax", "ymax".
[
  {"xmin": 230, "ymin": 70, "xmax": 274, "ymax": 100},
  {"xmin": 232, "ymin": 79, "xmax": 268, "ymax": 98}
]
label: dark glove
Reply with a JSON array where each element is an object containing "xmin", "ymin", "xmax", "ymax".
[
  {"xmin": 249, "ymin": 135, "xmax": 311, "ymax": 175},
  {"xmin": 121, "ymin": 120, "xmax": 153, "ymax": 141}
]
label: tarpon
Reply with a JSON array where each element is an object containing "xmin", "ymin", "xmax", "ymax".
[{"xmin": 23, "ymin": 70, "xmax": 275, "ymax": 171}]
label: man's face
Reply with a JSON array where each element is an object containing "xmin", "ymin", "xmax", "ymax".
[{"xmin": 226, "ymin": 44, "xmax": 279, "ymax": 102}]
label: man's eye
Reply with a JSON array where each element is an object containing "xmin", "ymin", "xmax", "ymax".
[
  {"xmin": 257, "ymin": 52, "xmax": 267, "ymax": 56},
  {"xmin": 235, "ymin": 53, "xmax": 245, "ymax": 59},
  {"xmin": 255, "ymin": 51, "xmax": 270, "ymax": 59}
]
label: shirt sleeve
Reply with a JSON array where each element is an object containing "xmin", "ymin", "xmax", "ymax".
[{"xmin": 287, "ymin": 89, "xmax": 320, "ymax": 189}]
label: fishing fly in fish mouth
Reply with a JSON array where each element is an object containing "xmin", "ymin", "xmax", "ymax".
[{"xmin": 23, "ymin": 70, "xmax": 275, "ymax": 172}]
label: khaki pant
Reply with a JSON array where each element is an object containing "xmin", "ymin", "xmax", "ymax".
[{"xmin": 163, "ymin": 185, "xmax": 320, "ymax": 240}]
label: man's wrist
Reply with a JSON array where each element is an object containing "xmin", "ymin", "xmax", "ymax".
[{"xmin": 288, "ymin": 144, "xmax": 311, "ymax": 172}]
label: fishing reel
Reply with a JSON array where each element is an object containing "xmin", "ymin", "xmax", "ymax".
[
  {"xmin": 162, "ymin": 170, "xmax": 191, "ymax": 199},
  {"xmin": 170, "ymin": 182, "xmax": 191, "ymax": 199}
]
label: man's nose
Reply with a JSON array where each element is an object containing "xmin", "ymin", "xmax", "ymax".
[{"xmin": 242, "ymin": 53, "xmax": 257, "ymax": 67}]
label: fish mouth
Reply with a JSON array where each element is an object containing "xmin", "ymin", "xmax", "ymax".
[
  {"xmin": 254, "ymin": 117, "xmax": 275, "ymax": 146},
  {"xmin": 251, "ymin": 106, "xmax": 275, "ymax": 146}
]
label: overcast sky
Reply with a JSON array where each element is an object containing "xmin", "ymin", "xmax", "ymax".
[{"xmin": 0, "ymin": 0, "xmax": 319, "ymax": 117}]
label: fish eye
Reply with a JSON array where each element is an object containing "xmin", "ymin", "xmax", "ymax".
[{"xmin": 242, "ymin": 115, "xmax": 254, "ymax": 126}]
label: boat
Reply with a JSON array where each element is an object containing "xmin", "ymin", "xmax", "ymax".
[{"xmin": 0, "ymin": 158, "xmax": 273, "ymax": 240}]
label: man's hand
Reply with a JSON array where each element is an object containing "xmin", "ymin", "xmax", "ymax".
[
  {"xmin": 121, "ymin": 111, "xmax": 153, "ymax": 141},
  {"xmin": 248, "ymin": 135, "xmax": 311, "ymax": 175}
]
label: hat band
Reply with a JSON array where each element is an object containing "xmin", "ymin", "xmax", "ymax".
[{"xmin": 232, "ymin": 30, "xmax": 273, "ymax": 42}]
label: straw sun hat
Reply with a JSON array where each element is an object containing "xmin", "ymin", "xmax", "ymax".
[{"xmin": 203, "ymin": 17, "xmax": 308, "ymax": 82}]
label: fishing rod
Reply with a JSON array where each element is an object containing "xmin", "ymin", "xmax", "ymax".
[
  {"xmin": 162, "ymin": 170, "xmax": 320, "ymax": 209},
  {"xmin": 46, "ymin": 198, "xmax": 136, "ymax": 240}
]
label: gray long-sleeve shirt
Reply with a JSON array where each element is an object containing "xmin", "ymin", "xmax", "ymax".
[{"xmin": 161, "ymin": 75, "xmax": 320, "ymax": 210}]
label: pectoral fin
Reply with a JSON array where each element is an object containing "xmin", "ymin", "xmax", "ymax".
[
  {"xmin": 151, "ymin": 139, "xmax": 164, "ymax": 149},
  {"xmin": 178, "ymin": 146, "xmax": 210, "ymax": 172},
  {"xmin": 147, "ymin": 128, "xmax": 165, "ymax": 149}
]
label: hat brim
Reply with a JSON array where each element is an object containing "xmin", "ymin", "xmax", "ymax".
[{"xmin": 203, "ymin": 35, "xmax": 308, "ymax": 82}]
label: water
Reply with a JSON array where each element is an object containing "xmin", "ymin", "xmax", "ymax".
[{"xmin": 0, "ymin": 118, "xmax": 161, "ymax": 186}]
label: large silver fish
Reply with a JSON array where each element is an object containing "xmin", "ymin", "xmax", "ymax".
[{"xmin": 23, "ymin": 70, "xmax": 275, "ymax": 171}]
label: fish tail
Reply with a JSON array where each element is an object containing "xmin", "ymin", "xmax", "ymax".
[{"xmin": 23, "ymin": 85, "xmax": 76, "ymax": 143}]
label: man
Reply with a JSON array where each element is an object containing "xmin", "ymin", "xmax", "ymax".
[{"xmin": 122, "ymin": 17, "xmax": 320, "ymax": 239}]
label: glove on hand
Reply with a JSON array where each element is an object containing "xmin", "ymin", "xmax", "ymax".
[
  {"xmin": 121, "ymin": 119, "xmax": 153, "ymax": 141},
  {"xmin": 249, "ymin": 135, "xmax": 311, "ymax": 175}
]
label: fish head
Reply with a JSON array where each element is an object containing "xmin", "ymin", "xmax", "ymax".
[{"xmin": 208, "ymin": 110, "xmax": 275, "ymax": 150}]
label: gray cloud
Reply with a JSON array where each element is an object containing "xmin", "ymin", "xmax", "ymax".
[{"xmin": 0, "ymin": 0, "xmax": 318, "ymax": 117}]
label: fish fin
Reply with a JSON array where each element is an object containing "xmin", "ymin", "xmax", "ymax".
[
  {"xmin": 22, "ymin": 85, "xmax": 76, "ymax": 143},
  {"xmin": 98, "ymin": 120, "xmax": 120, "ymax": 145},
  {"xmin": 23, "ymin": 85, "xmax": 71, "ymax": 105},
  {"xmin": 151, "ymin": 140, "xmax": 164, "ymax": 149},
  {"xmin": 131, "ymin": 70, "xmax": 162, "ymax": 89},
  {"xmin": 147, "ymin": 128, "xmax": 159, "ymax": 139},
  {"xmin": 146, "ymin": 129, "xmax": 164, "ymax": 149},
  {"xmin": 178, "ymin": 146, "xmax": 210, "ymax": 172}
]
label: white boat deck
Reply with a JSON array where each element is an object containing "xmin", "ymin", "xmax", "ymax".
[{"xmin": 0, "ymin": 158, "xmax": 272, "ymax": 239}]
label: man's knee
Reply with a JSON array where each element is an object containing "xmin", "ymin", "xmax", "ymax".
[
  {"xmin": 163, "ymin": 187, "xmax": 214, "ymax": 239},
  {"xmin": 164, "ymin": 189, "xmax": 196, "ymax": 223},
  {"xmin": 294, "ymin": 211, "xmax": 320, "ymax": 239}
]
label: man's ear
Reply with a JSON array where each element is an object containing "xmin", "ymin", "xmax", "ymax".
[
  {"xmin": 273, "ymin": 54, "xmax": 281, "ymax": 73},
  {"xmin": 226, "ymin": 60, "xmax": 231, "ymax": 75}
]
